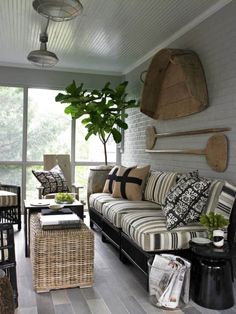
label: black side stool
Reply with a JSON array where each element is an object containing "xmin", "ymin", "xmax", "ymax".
[{"xmin": 190, "ymin": 241, "xmax": 234, "ymax": 310}]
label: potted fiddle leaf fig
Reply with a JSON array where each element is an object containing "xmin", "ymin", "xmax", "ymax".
[{"xmin": 55, "ymin": 81, "xmax": 139, "ymax": 165}]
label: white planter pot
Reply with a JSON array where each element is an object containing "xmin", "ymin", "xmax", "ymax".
[{"xmin": 213, "ymin": 229, "xmax": 224, "ymax": 247}]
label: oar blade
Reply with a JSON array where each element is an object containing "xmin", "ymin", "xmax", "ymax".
[
  {"xmin": 146, "ymin": 126, "xmax": 156, "ymax": 149},
  {"xmin": 206, "ymin": 134, "xmax": 228, "ymax": 172}
]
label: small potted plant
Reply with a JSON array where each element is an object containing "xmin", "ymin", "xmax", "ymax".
[{"xmin": 200, "ymin": 212, "xmax": 229, "ymax": 246}]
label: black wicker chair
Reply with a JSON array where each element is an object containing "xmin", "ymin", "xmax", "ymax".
[
  {"xmin": 0, "ymin": 223, "xmax": 18, "ymax": 308},
  {"xmin": 0, "ymin": 185, "xmax": 21, "ymax": 231}
]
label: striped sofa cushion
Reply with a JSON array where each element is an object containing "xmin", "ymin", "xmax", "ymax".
[
  {"xmin": 0, "ymin": 190, "xmax": 18, "ymax": 207},
  {"xmin": 214, "ymin": 181, "xmax": 236, "ymax": 219},
  {"xmin": 102, "ymin": 200, "xmax": 160, "ymax": 228},
  {"xmin": 89, "ymin": 193, "xmax": 118, "ymax": 214},
  {"xmin": 121, "ymin": 211, "xmax": 208, "ymax": 252},
  {"xmin": 204, "ymin": 179, "xmax": 224, "ymax": 214},
  {"xmin": 144, "ymin": 171, "xmax": 178, "ymax": 205}
]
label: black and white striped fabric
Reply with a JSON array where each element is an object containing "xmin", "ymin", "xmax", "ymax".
[
  {"xmin": 214, "ymin": 181, "xmax": 236, "ymax": 219},
  {"xmin": 121, "ymin": 211, "xmax": 208, "ymax": 252},
  {"xmin": 89, "ymin": 193, "xmax": 117, "ymax": 213},
  {"xmin": 144, "ymin": 171, "xmax": 178, "ymax": 205},
  {"xmin": 0, "ymin": 190, "xmax": 17, "ymax": 207},
  {"xmin": 102, "ymin": 199, "xmax": 160, "ymax": 228},
  {"xmin": 204, "ymin": 179, "xmax": 224, "ymax": 214}
]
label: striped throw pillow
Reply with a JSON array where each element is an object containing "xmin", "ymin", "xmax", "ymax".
[
  {"xmin": 214, "ymin": 181, "xmax": 236, "ymax": 219},
  {"xmin": 204, "ymin": 179, "xmax": 224, "ymax": 214},
  {"xmin": 144, "ymin": 171, "xmax": 178, "ymax": 205},
  {"xmin": 112, "ymin": 165, "xmax": 150, "ymax": 201}
]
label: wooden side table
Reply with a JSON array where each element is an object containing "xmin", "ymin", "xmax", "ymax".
[{"xmin": 190, "ymin": 241, "xmax": 234, "ymax": 310}]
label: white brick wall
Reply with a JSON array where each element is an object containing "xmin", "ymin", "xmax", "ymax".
[{"xmin": 122, "ymin": 1, "xmax": 236, "ymax": 183}]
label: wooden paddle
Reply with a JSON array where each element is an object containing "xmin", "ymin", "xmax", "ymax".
[
  {"xmin": 145, "ymin": 134, "xmax": 228, "ymax": 172},
  {"xmin": 146, "ymin": 126, "xmax": 231, "ymax": 150}
]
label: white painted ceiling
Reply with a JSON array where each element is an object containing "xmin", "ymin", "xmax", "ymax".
[{"xmin": 0, "ymin": 0, "xmax": 229, "ymax": 74}]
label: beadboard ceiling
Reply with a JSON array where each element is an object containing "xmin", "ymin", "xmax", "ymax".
[{"xmin": 0, "ymin": 0, "xmax": 230, "ymax": 75}]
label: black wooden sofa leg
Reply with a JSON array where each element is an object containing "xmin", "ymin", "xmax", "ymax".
[
  {"xmin": 119, "ymin": 250, "xmax": 129, "ymax": 264},
  {"xmin": 90, "ymin": 220, "xmax": 94, "ymax": 229}
]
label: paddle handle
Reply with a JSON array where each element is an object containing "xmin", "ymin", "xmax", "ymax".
[
  {"xmin": 155, "ymin": 127, "xmax": 231, "ymax": 139},
  {"xmin": 145, "ymin": 149, "xmax": 205, "ymax": 155}
]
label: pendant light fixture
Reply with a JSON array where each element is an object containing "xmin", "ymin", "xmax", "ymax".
[
  {"xmin": 27, "ymin": 31, "xmax": 58, "ymax": 67},
  {"xmin": 32, "ymin": 0, "xmax": 83, "ymax": 22}
]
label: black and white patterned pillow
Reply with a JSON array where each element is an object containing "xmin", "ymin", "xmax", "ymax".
[
  {"xmin": 32, "ymin": 165, "xmax": 69, "ymax": 196},
  {"xmin": 162, "ymin": 172, "xmax": 211, "ymax": 230}
]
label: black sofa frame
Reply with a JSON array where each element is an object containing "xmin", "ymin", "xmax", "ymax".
[{"xmin": 89, "ymin": 200, "xmax": 236, "ymax": 276}]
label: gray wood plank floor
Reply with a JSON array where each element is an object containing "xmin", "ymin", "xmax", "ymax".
[{"xmin": 14, "ymin": 215, "xmax": 236, "ymax": 314}]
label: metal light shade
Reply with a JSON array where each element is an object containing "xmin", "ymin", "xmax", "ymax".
[
  {"xmin": 27, "ymin": 49, "xmax": 58, "ymax": 67},
  {"xmin": 33, "ymin": 0, "xmax": 83, "ymax": 22},
  {"xmin": 27, "ymin": 33, "xmax": 58, "ymax": 67}
]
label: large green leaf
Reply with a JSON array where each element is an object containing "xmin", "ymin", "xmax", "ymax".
[
  {"xmin": 55, "ymin": 93, "xmax": 67, "ymax": 102},
  {"xmin": 115, "ymin": 81, "xmax": 128, "ymax": 98},
  {"xmin": 115, "ymin": 118, "xmax": 128, "ymax": 130},
  {"xmin": 111, "ymin": 128, "xmax": 122, "ymax": 143},
  {"xmin": 81, "ymin": 117, "xmax": 91, "ymax": 124},
  {"xmin": 85, "ymin": 130, "xmax": 94, "ymax": 141},
  {"xmin": 65, "ymin": 80, "xmax": 77, "ymax": 94}
]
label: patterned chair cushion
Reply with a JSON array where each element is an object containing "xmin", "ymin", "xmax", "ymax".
[
  {"xmin": 102, "ymin": 199, "xmax": 160, "ymax": 228},
  {"xmin": 144, "ymin": 171, "xmax": 178, "ymax": 205},
  {"xmin": 89, "ymin": 193, "xmax": 118, "ymax": 214},
  {"xmin": 162, "ymin": 172, "xmax": 211, "ymax": 230},
  {"xmin": 0, "ymin": 191, "xmax": 18, "ymax": 207},
  {"xmin": 32, "ymin": 165, "xmax": 69, "ymax": 196},
  {"xmin": 121, "ymin": 211, "xmax": 208, "ymax": 252},
  {"xmin": 112, "ymin": 165, "xmax": 150, "ymax": 201}
]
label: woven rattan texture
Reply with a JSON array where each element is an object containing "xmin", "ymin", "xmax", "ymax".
[{"xmin": 30, "ymin": 214, "xmax": 94, "ymax": 292}]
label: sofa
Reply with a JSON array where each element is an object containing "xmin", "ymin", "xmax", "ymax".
[{"xmin": 88, "ymin": 167, "xmax": 236, "ymax": 276}]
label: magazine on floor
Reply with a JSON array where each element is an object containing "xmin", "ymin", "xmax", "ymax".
[{"xmin": 149, "ymin": 253, "xmax": 191, "ymax": 309}]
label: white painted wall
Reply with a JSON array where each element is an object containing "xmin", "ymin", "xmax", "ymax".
[
  {"xmin": 0, "ymin": 66, "xmax": 121, "ymax": 90},
  {"xmin": 122, "ymin": 1, "xmax": 236, "ymax": 183}
]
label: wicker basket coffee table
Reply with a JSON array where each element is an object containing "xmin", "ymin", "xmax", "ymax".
[{"xmin": 30, "ymin": 213, "xmax": 94, "ymax": 293}]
